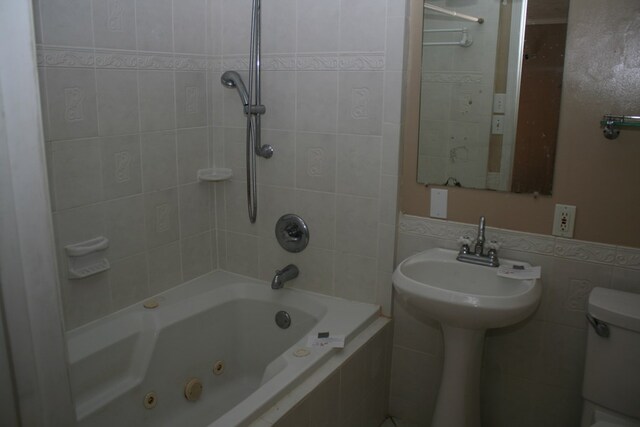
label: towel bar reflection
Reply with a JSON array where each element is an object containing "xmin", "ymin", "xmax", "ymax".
[
  {"xmin": 424, "ymin": 2, "xmax": 484, "ymax": 24},
  {"xmin": 423, "ymin": 28, "xmax": 473, "ymax": 47},
  {"xmin": 601, "ymin": 115, "xmax": 640, "ymax": 140}
]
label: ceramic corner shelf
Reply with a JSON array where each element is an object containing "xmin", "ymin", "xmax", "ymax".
[{"xmin": 197, "ymin": 168, "xmax": 233, "ymax": 182}]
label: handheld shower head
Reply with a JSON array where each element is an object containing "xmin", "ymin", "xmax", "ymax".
[{"xmin": 221, "ymin": 71, "xmax": 249, "ymax": 106}]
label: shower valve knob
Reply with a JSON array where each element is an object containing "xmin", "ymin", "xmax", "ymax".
[{"xmin": 275, "ymin": 214, "xmax": 309, "ymax": 253}]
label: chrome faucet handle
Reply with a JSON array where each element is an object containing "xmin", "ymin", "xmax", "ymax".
[
  {"xmin": 486, "ymin": 240, "xmax": 501, "ymax": 251},
  {"xmin": 458, "ymin": 235, "xmax": 474, "ymax": 246},
  {"xmin": 458, "ymin": 235, "xmax": 474, "ymax": 255}
]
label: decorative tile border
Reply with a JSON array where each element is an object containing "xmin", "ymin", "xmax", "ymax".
[
  {"xmin": 221, "ymin": 56, "xmax": 251, "ymax": 71},
  {"xmin": 136, "ymin": 53, "xmax": 175, "ymax": 70},
  {"xmin": 224, "ymin": 53, "xmax": 385, "ymax": 71},
  {"xmin": 338, "ymin": 54, "xmax": 385, "ymax": 71},
  {"xmin": 37, "ymin": 46, "xmax": 212, "ymax": 71},
  {"xmin": 554, "ymin": 238, "xmax": 617, "ymax": 264},
  {"xmin": 37, "ymin": 46, "xmax": 94, "ymax": 68},
  {"xmin": 95, "ymin": 49, "xmax": 138, "ymax": 69},
  {"xmin": 399, "ymin": 214, "xmax": 640, "ymax": 267},
  {"xmin": 615, "ymin": 247, "xmax": 640, "ymax": 269},
  {"xmin": 262, "ymin": 55, "xmax": 298, "ymax": 71},
  {"xmin": 36, "ymin": 45, "xmax": 385, "ymax": 71},
  {"xmin": 174, "ymin": 54, "xmax": 211, "ymax": 72},
  {"xmin": 37, "ymin": 46, "xmax": 386, "ymax": 72},
  {"xmin": 493, "ymin": 228, "xmax": 556, "ymax": 255},
  {"xmin": 296, "ymin": 54, "xmax": 339, "ymax": 71}
]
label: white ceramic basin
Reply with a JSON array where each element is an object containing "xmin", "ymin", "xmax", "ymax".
[{"xmin": 393, "ymin": 248, "xmax": 541, "ymax": 329}]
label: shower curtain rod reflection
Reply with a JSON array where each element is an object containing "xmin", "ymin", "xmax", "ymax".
[{"xmin": 424, "ymin": 2, "xmax": 484, "ymax": 24}]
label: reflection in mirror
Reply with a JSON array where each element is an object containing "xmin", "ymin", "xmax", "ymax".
[{"xmin": 417, "ymin": 0, "xmax": 569, "ymax": 195}]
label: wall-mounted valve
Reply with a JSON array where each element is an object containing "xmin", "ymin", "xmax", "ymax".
[{"xmin": 275, "ymin": 214, "xmax": 309, "ymax": 253}]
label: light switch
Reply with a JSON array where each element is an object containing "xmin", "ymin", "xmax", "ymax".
[
  {"xmin": 492, "ymin": 115, "xmax": 504, "ymax": 134},
  {"xmin": 430, "ymin": 189, "xmax": 448, "ymax": 219}
]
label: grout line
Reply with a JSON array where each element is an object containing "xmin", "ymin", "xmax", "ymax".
[
  {"xmin": 169, "ymin": 0, "xmax": 186, "ymax": 281},
  {"xmin": 87, "ymin": 0, "xmax": 114, "ymax": 308},
  {"xmin": 132, "ymin": 1, "xmax": 152, "ymax": 294}
]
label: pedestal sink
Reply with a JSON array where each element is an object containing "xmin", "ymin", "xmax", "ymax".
[{"xmin": 392, "ymin": 248, "xmax": 541, "ymax": 427}]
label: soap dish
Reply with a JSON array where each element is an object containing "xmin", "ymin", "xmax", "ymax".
[{"xmin": 197, "ymin": 168, "xmax": 233, "ymax": 182}]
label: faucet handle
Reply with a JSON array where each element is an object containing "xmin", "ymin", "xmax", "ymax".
[
  {"xmin": 487, "ymin": 240, "xmax": 501, "ymax": 251},
  {"xmin": 458, "ymin": 235, "xmax": 474, "ymax": 246}
]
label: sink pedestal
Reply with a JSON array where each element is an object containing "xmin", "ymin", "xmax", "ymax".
[
  {"xmin": 392, "ymin": 248, "xmax": 541, "ymax": 427},
  {"xmin": 432, "ymin": 325, "xmax": 485, "ymax": 427}
]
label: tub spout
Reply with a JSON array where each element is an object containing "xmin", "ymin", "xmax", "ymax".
[{"xmin": 271, "ymin": 264, "xmax": 299, "ymax": 290}]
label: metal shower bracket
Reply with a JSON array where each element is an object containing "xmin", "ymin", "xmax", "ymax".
[{"xmin": 601, "ymin": 114, "xmax": 640, "ymax": 140}]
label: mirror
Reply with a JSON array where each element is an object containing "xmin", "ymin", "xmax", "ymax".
[{"xmin": 417, "ymin": 0, "xmax": 570, "ymax": 194}]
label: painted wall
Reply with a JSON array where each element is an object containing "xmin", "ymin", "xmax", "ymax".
[
  {"xmin": 35, "ymin": 0, "xmax": 406, "ymax": 328},
  {"xmin": 212, "ymin": 0, "xmax": 405, "ymax": 315},
  {"xmin": 401, "ymin": 0, "xmax": 640, "ymax": 248}
]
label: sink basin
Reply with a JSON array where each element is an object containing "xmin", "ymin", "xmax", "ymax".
[
  {"xmin": 392, "ymin": 247, "xmax": 541, "ymax": 427},
  {"xmin": 393, "ymin": 247, "xmax": 540, "ymax": 329}
]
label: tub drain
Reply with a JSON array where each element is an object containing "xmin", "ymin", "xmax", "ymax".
[{"xmin": 275, "ymin": 310, "xmax": 291, "ymax": 329}]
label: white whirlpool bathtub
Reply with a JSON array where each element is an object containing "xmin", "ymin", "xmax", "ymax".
[{"xmin": 66, "ymin": 270, "xmax": 382, "ymax": 427}]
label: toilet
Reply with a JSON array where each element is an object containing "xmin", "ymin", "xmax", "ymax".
[{"xmin": 581, "ymin": 287, "xmax": 640, "ymax": 427}]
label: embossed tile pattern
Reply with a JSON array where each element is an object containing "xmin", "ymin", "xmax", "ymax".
[{"xmin": 37, "ymin": 0, "xmax": 405, "ymax": 337}]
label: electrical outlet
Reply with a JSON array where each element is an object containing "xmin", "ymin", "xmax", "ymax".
[{"xmin": 552, "ymin": 204, "xmax": 576, "ymax": 237}]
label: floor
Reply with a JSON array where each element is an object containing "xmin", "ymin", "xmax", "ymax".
[{"xmin": 379, "ymin": 417, "xmax": 422, "ymax": 427}]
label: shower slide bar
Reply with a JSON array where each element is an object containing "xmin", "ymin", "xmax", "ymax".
[
  {"xmin": 423, "ymin": 28, "xmax": 473, "ymax": 47},
  {"xmin": 424, "ymin": 2, "xmax": 484, "ymax": 24},
  {"xmin": 220, "ymin": 0, "xmax": 273, "ymax": 224}
]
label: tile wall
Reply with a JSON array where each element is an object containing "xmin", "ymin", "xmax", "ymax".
[
  {"xmin": 35, "ymin": 0, "xmax": 220, "ymax": 329},
  {"xmin": 212, "ymin": 0, "xmax": 405, "ymax": 315},
  {"xmin": 390, "ymin": 214, "xmax": 640, "ymax": 426},
  {"xmin": 35, "ymin": 0, "xmax": 406, "ymax": 328}
]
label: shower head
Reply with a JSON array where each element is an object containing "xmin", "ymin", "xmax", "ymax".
[{"xmin": 221, "ymin": 71, "xmax": 249, "ymax": 106}]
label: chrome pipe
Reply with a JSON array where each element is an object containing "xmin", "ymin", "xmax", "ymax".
[{"xmin": 246, "ymin": 0, "xmax": 259, "ymax": 223}]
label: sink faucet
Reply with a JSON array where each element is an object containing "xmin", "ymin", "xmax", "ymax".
[
  {"xmin": 457, "ymin": 216, "xmax": 500, "ymax": 267},
  {"xmin": 474, "ymin": 215, "xmax": 486, "ymax": 255},
  {"xmin": 271, "ymin": 264, "xmax": 299, "ymax": 289}
]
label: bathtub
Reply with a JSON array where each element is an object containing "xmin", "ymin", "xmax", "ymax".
[{"xmin": 66, "ymin": 270, "xmax": 380, "ymax": 427}]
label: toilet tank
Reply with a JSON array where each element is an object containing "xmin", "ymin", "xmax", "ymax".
[{"xmin": 582, "ymin": 287, "xmax": 640, "ymax": 420}]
